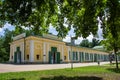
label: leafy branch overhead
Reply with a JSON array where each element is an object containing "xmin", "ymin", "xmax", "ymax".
[
  {"xmin": 0, "ymin": 0, "xmax": 120, "ymax": 38},
  {"xmin": 0, "ymin": 0, "xmax": 120, "ymax": 69}
]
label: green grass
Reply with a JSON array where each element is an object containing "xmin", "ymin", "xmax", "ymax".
[{"xmin": 0, "ymin": 65, "xmax": 120, "ymax": 80}]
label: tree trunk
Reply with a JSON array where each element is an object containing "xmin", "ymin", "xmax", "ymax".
[{"xmin": 114, "ymin": 48, "xmax": 119, "ymax": 69}]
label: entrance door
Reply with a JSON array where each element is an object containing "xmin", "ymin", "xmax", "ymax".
[
  {"xmin": 14, "ymin": 47, "xmax": 21, "ymax": 63},
  {"xmin": 14, "ymin": 52, "xmax": 17, "ymax": 63},
  {"xmin": 49, "ymin": 47, "xmax": 60, "ymax": 64},
  {"xmin": 57, "ymin": 52, "xmax": 60, "ymax": 63}
]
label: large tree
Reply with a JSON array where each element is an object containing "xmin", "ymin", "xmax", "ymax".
[
  {"xmin": 1, "ymin": 0, "xmax": 120, "ymax": 68},
  {"xmin": 0, "ymin": 29, "xmax": 13, "ymax": 62}
]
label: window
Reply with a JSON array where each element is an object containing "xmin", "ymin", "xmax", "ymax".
[
  {"xmin": 37, "ymin": 55, "xmax": 40, "ymax": 60},
  {"xmin": 11, "ymin": 56, "xmax": 13, "ymax": 59},
  {"xmin": 64, "ymin": 56, "xmax": 66, "ymax": 60},
  {"xmin": 27, "ymin": 55, "xmax": 29, "ymax": 60}
]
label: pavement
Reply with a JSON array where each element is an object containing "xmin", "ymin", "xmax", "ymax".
[{"xmin": 0, "ymin": 62, "xmax": 110, "ymax": 73}]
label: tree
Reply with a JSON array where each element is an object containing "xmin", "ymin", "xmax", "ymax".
[
  {"xmin": 90, "ymin": 38, "xmax": 100, "ymax": 48},
  {"xmin": 80, "ymin": 39, "xmax": 90, "ymax": 48},
  {"xmin": 0, "ymin": 0, "xmax": 61, "ymax": 36},
  {"xmin": 80, "ymin": 38, "xmax": 100, "ymax": 48},
  {"xmin": 101, "ymin": 32, "xmax": 120, "ymax": 69},
  {"xmin": 0, "ymin": 27, "xmax": 26, "ymax": 62},
  {"xmin": 1, "ymin": 0, "xmax": 120, "ymax": 69},
  {"xmin": 0, "ymin": 29, "xmax": 13, "ymax": 62}
]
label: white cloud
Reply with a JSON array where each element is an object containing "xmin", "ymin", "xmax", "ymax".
[
  {"xmin": 3, "ymin": 23, "xmax": 14, "ymax": 31},
  {"xmin": 75, "ymin": 37, "xmax": 83, "ymax": 44},
  {"xmin": 21, "ymin": 26, "xmax": 29, "ymax": 30},
  {"xmin": 0, "ymin": 23, "xmax": 15, "ymax": 35},
  {"xmin": 97, "ymin": 23, "xmax": 103, "ymax": 40},
  {"xmin": 49, "ymin": 25, "xmax": 58, "ymax": 35},
  {"xmin": 86, "ymin": 35, "xmax": 94, "ymax": 42},
  {"xmin": 0, "ymin": 28, "xmax": 3, "ymax": 32},
  {"xmin": 63, "ymin": 35, "xmax": 71, "ymax": 42}
]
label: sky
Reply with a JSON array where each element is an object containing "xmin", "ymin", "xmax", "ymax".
[
  {"xmin": 0, "ymin": 23, "xmax": 103, "ymax": 44},
  {"xmin": 49, "ymin": 24, "xmax": 103, "ymax": 44},
  {"xmin": 0, "ymin": 23, "xmax": 14, "ymax": 35}
]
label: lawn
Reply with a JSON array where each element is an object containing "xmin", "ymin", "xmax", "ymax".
[{"xmin": 0, "ymin": 64, "xmax": 120, "ymax": 80}]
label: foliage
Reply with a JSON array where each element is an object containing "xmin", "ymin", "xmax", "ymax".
[
  {"xmin": 0, "ymin": 0, "xmax": 120, "ymax": 38},
  {"xmin": 80, "ymin": 38, "xmax": 100, "ymax": 48},
  {"xmin": 0, "ymin": 0, "xmax": 62, "ymax": 36},
  {"xmin": 0, "ymin": 29, "xmax": 13, "ymax": 62},
  {"xmin": 1, "ymin": 0, "xmax": 120, "ymax": 68},
  {"xmin": 80, "ymin": 39, "xmax": 90, "ymax": 48},
  {"xmin": 0, "ymin": 26, "xmax": 28, "ymax": 62}
]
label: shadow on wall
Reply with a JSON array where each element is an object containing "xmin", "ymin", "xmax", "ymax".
[{"xmin": 40, "ymin": 76, "xmax": 103, "ymax": 80}]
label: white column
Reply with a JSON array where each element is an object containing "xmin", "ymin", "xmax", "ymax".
[
  {"xmin": 62, "ymin": 45, "xmax": 64, "ymax": 61},
  {"xmin": 93, "ymin": 54, "xmax": 94, "ymax": 62},
  {"xmin": 84, "ymin": 52, "xmax": 85, "ymax": 61},
  {"xmin": 78, "ymin": 51, "xmax": 79, "ymax": 61},
  {"xmin": 68, "ymin": 47, "xmax": 70, "ymax": 61},
  {"xmin": 13, "ymin": 45, "xmax": 15, "ymax": 62},
  {"xmin": 58, "ymin": 45, "xmax": 60, "ymax": 52},
  {"xmin": 21, "ymin": 43, "xmax": 24, "ymax": 62},
  {"xmin": 9, "ymin": 45, "xmax": 12, "ymax": 61},
  {"xmin": 43, "ymin": 42, "xmax": 46, "ymax": 63},
  {"xmin": 89, "ymin": 53, "xmax": 90, "ymax": 61},
  {"xmin": 30, "ymin": 40, "xmax": 34, "ymax": 62},
  {"xmin": 47, "ymin": 43, "xmax": 50, "ymax": 62}
]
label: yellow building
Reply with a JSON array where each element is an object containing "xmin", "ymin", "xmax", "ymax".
[{"xmin": 9, "ymin": 33, "xmax": 109, "ymax": 64}]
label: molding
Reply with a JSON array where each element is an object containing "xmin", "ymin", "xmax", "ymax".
[
  {"xmin": 30, "ymin": 40, "xmax": 34, "ymax": 62},
  {"xmin": 21, "ymin": 43, "xmax": 24, "ymax": 62},
  {"xmin": 62, "ymin": 45, "xmax": 64, "ymax": 61},
  {"xmin": 77, "ymin": 51, "xmax": 79, "ymax": 61}
]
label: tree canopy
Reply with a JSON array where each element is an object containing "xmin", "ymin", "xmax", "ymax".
[
  {"xmin": 1, "ymin": 0, "xmax": 120, "ymax": 68},
  {"xmin": 1, "ymin": 0, "xmax": 120, "ymax": 38}
]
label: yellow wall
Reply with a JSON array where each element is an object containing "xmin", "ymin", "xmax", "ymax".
[{"xmin": 10, "ymin": 36, "xmax": 109, "ymax": 63}]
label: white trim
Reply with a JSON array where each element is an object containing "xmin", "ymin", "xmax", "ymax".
[
  {"xmin": 30, "ymin": 40, "xmax": 34, "ymax": 62},
  {"xmin": 9, "ymin": 45, "xmax": 12, "ymax": 61},
  {"xmin": 78, "ymin": 51, "xmax": 79, "ymax": 61},
  {"xmin": 21, "ymin": 43, "xmax": 24, "ymax": 62},
  {"xmin": 68, "ymin": 47, "xmax": 70, "ymax": 61},
  {"xmin": 62, "ymin": 45, "xmax": 64, "ymax": 61},
  {"xmin": 84, "ymin": 52, "xmax": 85, "ymax": 61},
  {"xmin": 47, "ymin": 43, "xmax": 50, "ymax": 62},
  {"xmin": 13, "ymin": 45, "xmax": 15, "ymax": 62},
  {"xmin": 89, "ymin": 53, "xmax": 90, "ymax": 61},
  {"xmin": 58, "ymin": 45, "xmax": 60, "ymax": 52},
  {"xmin": 93, "ymin": 54, "xmax": 94, "ymax": 62}
]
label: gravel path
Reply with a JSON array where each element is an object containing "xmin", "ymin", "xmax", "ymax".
[{"xmin": 0, "ymin": 62, "xmax": 109, "ymax": 73}]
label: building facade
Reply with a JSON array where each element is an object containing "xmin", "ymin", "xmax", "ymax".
[{"xmin": 9, "ymin": 33, "xmax": 109, "ymax": 64}]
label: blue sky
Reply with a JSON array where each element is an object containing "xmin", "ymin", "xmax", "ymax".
[
  {"xmin": 0, "ymin": 23, "xmax": 15, "ymax": 35},
  {"xmin": 0, "ymin": 23, "xmax": 103, "ymax": 44}
]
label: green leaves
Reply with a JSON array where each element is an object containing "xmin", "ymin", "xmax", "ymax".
[{"xmin": 0, "ymin": 0, "xmax": 120, "ymax": 39}]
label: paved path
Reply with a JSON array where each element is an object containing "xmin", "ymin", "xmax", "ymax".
[{"xmin": 0, "ymin": 62, "xmax": 109, "ymax": 73}]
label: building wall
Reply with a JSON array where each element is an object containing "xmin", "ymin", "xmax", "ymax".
[
  {"xmin": 10, "ymin": 36, "xmax": 109, "ymax": 63},
  {"xmin": 9, "ymin": 39, "xmax": 25, "ymax": 62}
]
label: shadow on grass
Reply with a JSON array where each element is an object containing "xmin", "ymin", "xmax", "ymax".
[
  {"xmin": 107, "ymin": 68, "xmax": 120, "ymax": 73},
  {"xmin": 9, "ymin": 78, "xmax": 25, "ymax": 80},
  {"xmin": 41, "ymin": 76, "xmax": 103, "ymax": 80}
]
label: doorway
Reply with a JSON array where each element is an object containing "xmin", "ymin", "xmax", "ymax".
[
  {"xmin": 14, "ymin": 47, "xmax": 21, "ymax": 63},
  {"xmin": 49, "ymin": 47, "xmax": 60, "ymax": 64}
]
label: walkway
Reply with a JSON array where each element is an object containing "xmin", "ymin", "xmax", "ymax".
[{"xmin": 0, "ymin": 62, "xmax": 109, "ymax": 73}]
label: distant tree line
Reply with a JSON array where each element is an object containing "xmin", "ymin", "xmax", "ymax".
[{"xmin": 79, "ymin": 38, "xmax": 100, "ymax": 48}]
